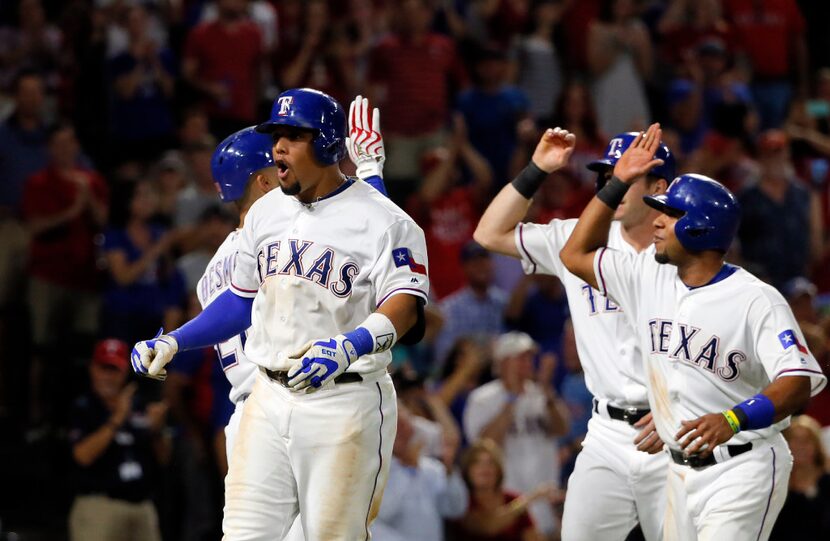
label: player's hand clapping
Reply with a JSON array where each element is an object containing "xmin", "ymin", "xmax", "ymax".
[
  {"xmin": 675, "ymin": 412, "xmax": 736, "ymax": 458},
  {"xmin": 612, "ymin": 123, "xmax": 665, "ymax": 183},
  {"xmin": 531, "ymin": 127, "xmax": 576, "ymax": 174},
  {"xmin": 286, "ymin": 335, "xmax": 358, "ymax": 392},
  {"xmin": 346, "ymin": 95, "xmax": 385, "ymax": 179}
]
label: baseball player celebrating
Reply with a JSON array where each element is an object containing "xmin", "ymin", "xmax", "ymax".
[
  {"xmin": 474, "ymin": 129, "xmax": 674, "ymax": 540},
  {"xmin": 132, "ymin": 88, "xmax": 428, "ymax": 541},
  {"xmin": 560, "ymin": 123, "xmax": 826, "ymax": 541}
]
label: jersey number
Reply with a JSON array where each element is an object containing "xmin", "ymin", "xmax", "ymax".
[{"xmin": 215, "ymin": 332, "xmax": 248, "ymax": 371}]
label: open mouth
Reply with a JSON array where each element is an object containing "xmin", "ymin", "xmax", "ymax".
[{"xmin": 275, "ymin": 159, "xmax": 289, "ymax": 180}]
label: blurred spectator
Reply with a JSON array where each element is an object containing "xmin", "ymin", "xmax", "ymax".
[
  {"xmin": 175, "ymin": 134, "xmax": 221, "ymax": 228},
  {"xmin": 0, "ymin": 70, "xmax": 51, "ymax": 213},
  {"xmin": 183, "ymin": 0, "xmax": 264, "ymax": 136},
  {"xmin": 277, "ymin": 0, "xmax": 356, "ymax": 105},
  {"xmin": 462, "ymin": 0, "xmax": 531, "ymax": 50},
  {"xmin": 0, "ymin": 0, "xmax": 62, "ymax": 90},
  {"xmin": 784, "ymin": 276, "xmax": 820, "ymax": 325},
  {"xmin": 100, "ymin": 179, "xmax": 186, "ymax": 343},
  {"xmin": 150, "ymin": 152, "xmax": 189, "ymax": 226},
  {"xmin": 505, "ymin": 274, "xmax": 569, "ymax": 360},
  {"xmin": 435, "ymin": 338, "xmax": 491, "ymax": 435},
  {"xmin": 770, "ymin": 415, "xmax": 830, "ymax": 540},
  {"xmin": 557, "ymin": 320, "xmax": 592, "ymax": 478},
  {"xmin": 587, "ymin": 0, "xmax": 652, "ymax": 136},
  {"xmin": 738, "ymin": 130, "xmax": 823, "ymax": 289},
  {"xmin": 201, "ymin": 0, "xmax": 278, "ymax": 54},
  {"xmin": 406, "ymin": 116, "xmax": 493, "ymax": 299},
  {"xmin": 657, "ymin": 0, "xmax": 732, "ymax": 67},
  {"xmin": 457, "ymin": 45, "xmax": 530, "ymax": 184},
  {"xmin": 368, "ymin": 0, "xmax": 466, "ymax": 200},
  {"xmin": 67, "ymin": 339, "xmax": 170, "ymax": 541},
  {"xmin": 371, "ymin": 404, "xmax": 468, "ymax": 541},
  {"xmin": 394, "ymin": 370, "xmax": 462, "ymax": 460},
  {"xmin": 724, "ymin": 0, "xmax": 808, "ymax": 130},
  {"xmin": 513, "ymin": 0, "xmax": 566, "ymax": 124},
  {"xmin": 463, "ymin": 332, "xmax": 569, "ymax": 536},
  {"xmin": 21, "ymin": 122, "xmax": 108, "ymax": 426},
  {"xmin": 433, "ymin": 241, "xmax": 508, "ymax": 367},
  {"xmin": 108, "ymin": 5, "xmax": 176, "ymax": 163},
  {"xmin": 447, "ymin": 438, "xmax": 549, "ymax": 541},
  {"xmin": 548, "ymin": 80, "xmax": 606, "ymax": 185},
  {"xmin": 801, "ymin": 322, "xmax": 830, "ymax": 428},
  {"xmin": 177, "ymin": 205, "xmax": 236, "ymax": 292}
]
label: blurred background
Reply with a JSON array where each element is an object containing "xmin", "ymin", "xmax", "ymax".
[{"xmin": 0, "ymin": 0, "xmax": 829, "ymax": 540}]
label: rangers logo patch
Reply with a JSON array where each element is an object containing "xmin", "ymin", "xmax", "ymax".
[{"xmin": 277, "ymin": 96, "xmax": 294, "ymax": 116}]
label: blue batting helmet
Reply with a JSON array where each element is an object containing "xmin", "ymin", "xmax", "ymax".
[
  {"xmin": 256, "ymin": 88, "xmax": 347, "ymax": 166},
  {"xmin": 643, "ymin": 174, "xmax": 740, "ymax": 252},
  {"xmin": 211, "ymin": 127, "xmax": 275, "ymax": 202},
  {"xmin": 588, "ymin": 132, "xmax": 676, "ymax": 184}
]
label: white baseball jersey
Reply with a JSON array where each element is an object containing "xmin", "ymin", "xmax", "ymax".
[
  {"xmin": 516, "ymin": 219, "xmax": 650, "ymax": 407},
  {"xmin": 230, "ymin": 178, "xmax": 430, "ymax": 373},
  {"xmin": 594, "ymin": 248, "xmax": 827, "ymax": 450},
  {"xmin": 196, "ymin": 230, "xmax": 258, "ymax": 404}
]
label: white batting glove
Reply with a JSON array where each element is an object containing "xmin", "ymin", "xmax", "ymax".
[
  {"xmin": 285, "ymin": 335, "xmax": 358, "ymax": 392},
  {"xmin": 346, "ymin": 95, "xmax": 385, "ymax": 179},
  {"xmin": 131, "ymin": 329, "xmax": 179, "ymax": 381}
]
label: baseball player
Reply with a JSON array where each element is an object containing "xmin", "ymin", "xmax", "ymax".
[
  {"xmin": 560, "ymin": 123, "xmax": 827, "ymax": 541},
  {"xmin": 474, "ymin": 129, "xmax": 675, "ymax": 540},
  {"xmin": 203, "ymin": 96, "xmax": 390, "ymax": 541},
  {"xmin": 132, "ymin": 88, "xmax": 428, "ymax": 541}
]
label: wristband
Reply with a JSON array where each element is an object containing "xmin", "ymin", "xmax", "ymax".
[
  {"xmin": 511, "ymin": 161, "xmax": 549, "ymax": 199},
  {"xmin": 343, "ymin": 312, "xmax": 398, "ymax": 358},
  {"xmin": 596, "ymin": 176, "xmax": 630, "ymax": 209},
  {"xmin": 722, "ymin": 410, "xmax": 741, "ymax": 434},
  {"xmin": 732, "ymin": 394, "xmax": 775, "ymax": 431}
]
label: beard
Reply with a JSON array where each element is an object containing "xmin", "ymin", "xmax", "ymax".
[
  {"xmin": 280, "ymin": 181, "xmax": 301, "ymax": 196},
  {"xmin": 654, "ymin": 251, "xmax": 670, "ymax": 264}
]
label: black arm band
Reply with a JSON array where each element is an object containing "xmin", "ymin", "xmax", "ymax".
[
  {"xmin": 511, "ymin": 161, "xmax": 549, "ymax": 199},
  {"xmin": 732, "ymin": 406, "xmax": 749, "ymax": 431},
  {"xmin": 596, "ymin": 176, "xmax": 630, "ymax": 209}
]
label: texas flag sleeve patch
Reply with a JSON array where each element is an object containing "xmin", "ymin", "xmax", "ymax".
[
  {"xmin": 392, "ymin": 247, "xmax": 426, "ymax": 275},
  {"xmin": 778, "ymin": 329, "xmax": 809, "ymax": 354}
]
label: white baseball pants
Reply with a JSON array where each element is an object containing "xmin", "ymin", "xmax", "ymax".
[{"xmin": 222, "ymin": 370, "xmax": 397, "ymax": 541}]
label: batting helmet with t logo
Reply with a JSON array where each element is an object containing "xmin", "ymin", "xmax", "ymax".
[{"xmin": 256, "ymin": 88, "xmax": 347, "ymax": 166}]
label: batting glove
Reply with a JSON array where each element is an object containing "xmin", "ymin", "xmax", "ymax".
[
  {"xmin": 346, "ymin": 95, "xmax": 385, "ymax": 180},
  {"xmin": 131, "ymin": 329, "xmax": 179, "ymax": 381},
  {"xmin": 286, "ymin": 335, "xmax": 358, "ymax": 392}
]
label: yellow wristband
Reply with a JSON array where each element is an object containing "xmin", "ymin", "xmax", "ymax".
[{"xmin": 722, "ymin": 410, "xmax": 741, "ymax": 434}]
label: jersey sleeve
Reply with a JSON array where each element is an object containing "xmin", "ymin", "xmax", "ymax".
[
  {"xmin": 592, "ymin": 246, "xmax": 645, "ymax": 321},
  {"xmin": 513, "ymin": 220, "xmax": 576, "ymax": 277},
  {"xmin": 370, "ymin": 219, "xmax": 430, "ymax": 307},
  {"xmin": 230, "ymin": 215, "xmax": 258, "ymax": 299},
  {"xmin": 751, "ymin": 302, "xmax": 827, "ymax": 396}
]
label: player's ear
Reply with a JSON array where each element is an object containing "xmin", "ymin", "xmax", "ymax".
[{"xmin": 650, "ymin": 177, "xmax": 669, "ymax": 195}]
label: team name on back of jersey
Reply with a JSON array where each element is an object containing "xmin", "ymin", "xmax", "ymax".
[
  {"xmin": 648, "ymin": 319, "xmax": 745, "ymax": 382},
  {"xmin": 198, "ymin": 252, "xmax": 237, "ymax": 305},
  {"xmin": 255, "ymin": 239, "xmax": 359, "ymax": 297}
]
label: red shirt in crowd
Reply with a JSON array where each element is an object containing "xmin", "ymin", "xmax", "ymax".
[
  {"xmin": 21, "ymin": 166, "xmax": 108, "ymax": 291},
  {"xmin": 723, "ymin": 0, "xmax": 805, "ymax": 79},
  {"xmin": 447, "ymin": 492, "xmax": 535, "ymax": 541},
  {"xmin": 368, "ymin": 33, "xmax": 466, "ymax": 136},
  {"xmin": 406, "ymin": 186, "xmax": 481, "ymax": 299},
  {"xmin": 184, "ymin": 19, "xmax": 263, "ymax": 122}
]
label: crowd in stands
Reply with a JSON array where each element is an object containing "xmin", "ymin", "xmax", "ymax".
[{"xmin": 0, "ymin": 0, "xmax": 829, "ymax": 539}]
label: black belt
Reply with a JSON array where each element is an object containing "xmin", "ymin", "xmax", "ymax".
[
  {"xmin": 594, "ymin": 399, "xmax": 650, "ymax": 425},
  {"xmin": 265, "ymin": 369, "xmax": 363, "ymax": 387},
  {"xmin": 669, "ymin": 442, "xmax": 753, "ymax": 469}
]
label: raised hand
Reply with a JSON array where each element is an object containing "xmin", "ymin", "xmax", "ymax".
[
  {"xmin": 612, "ymin": 123, "xmax": 665, "ymax": 183},
  {"xmin": 531, "ymin": 127, "xmax": 576, "ymax": 174},
  {"xmin": 346, "ymin": 95, "xmax": 385, "ymax": 179}
]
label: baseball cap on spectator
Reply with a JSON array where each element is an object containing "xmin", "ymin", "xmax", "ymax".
[
  {"xmin": 783, "ymin": 276, "xmax": 818, "ymax": 301},
  {"xmin": 460, "ymin": 240, "xmax": 489, "ymax": 262},
  {"xmin": 156, "ymin": 151, "xmax": 187, "ymax": 174},
  {"xmin": 758, "ymin": 130, "xmax": 789, "ymax": 152},
  {"xmin": 92, "ymin": 339, "xmax": 130, "ymax": 372},
  {"xmin": 493, "ymin": 332, "xmax": 538, "ymax": 362}
]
